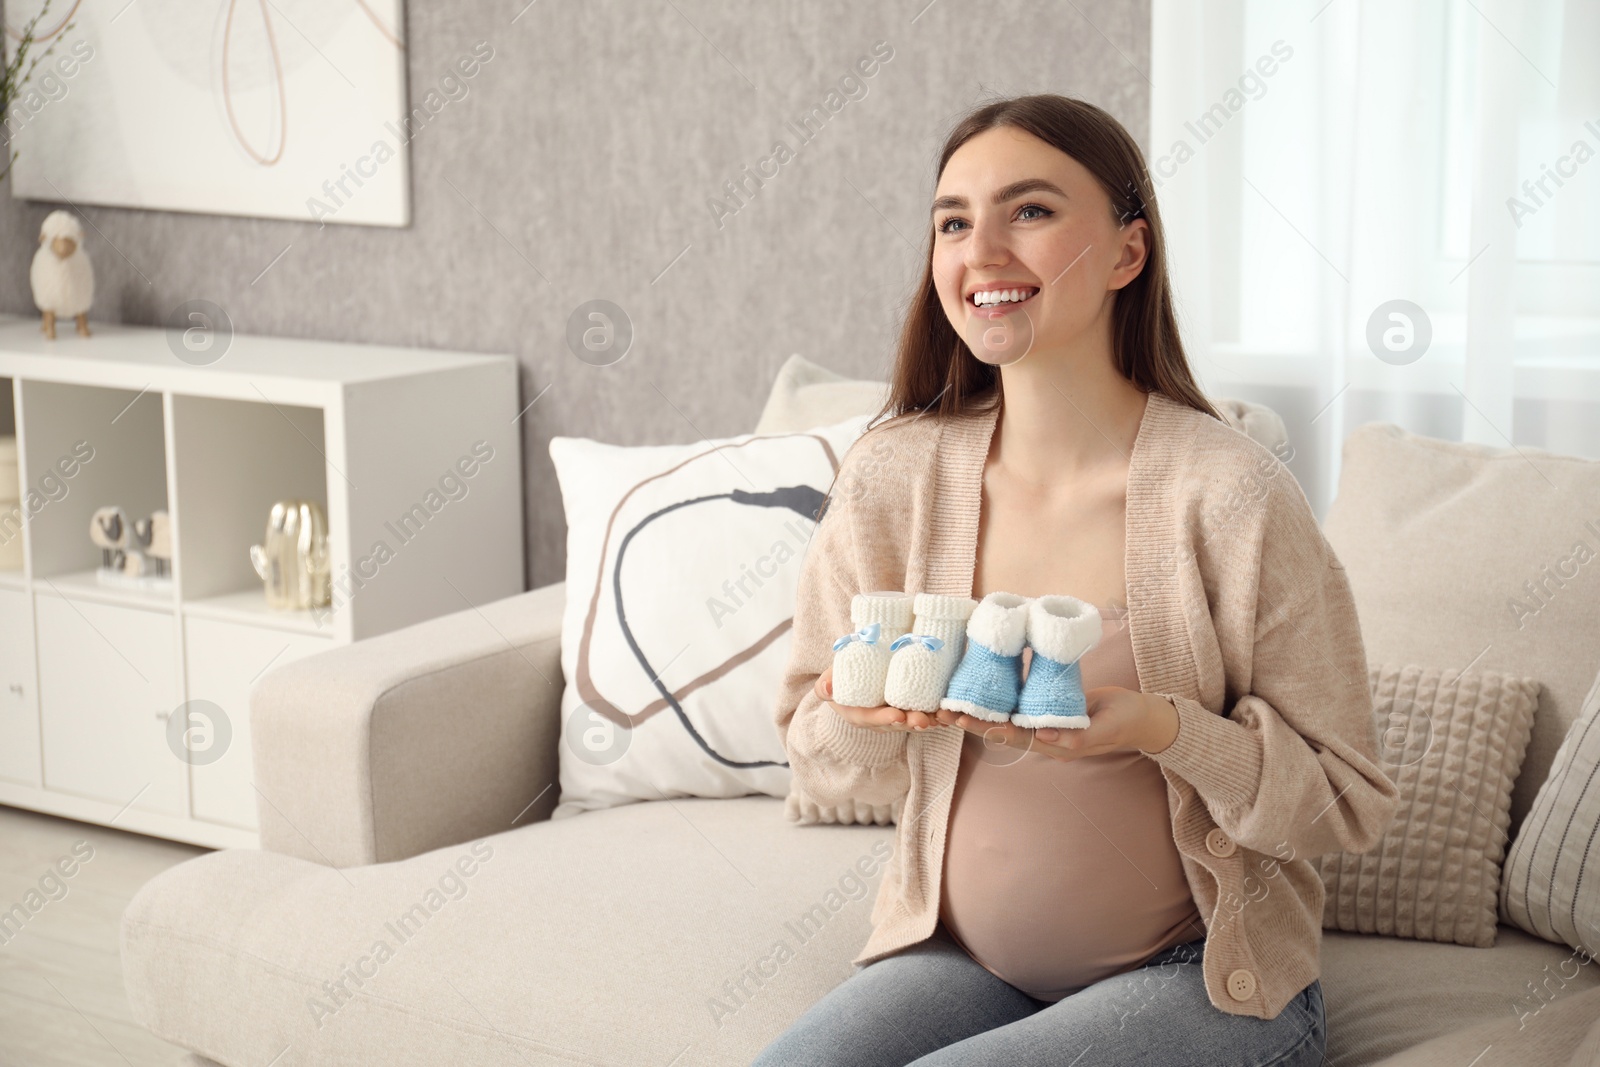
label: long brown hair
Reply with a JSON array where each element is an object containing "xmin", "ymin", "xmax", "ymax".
[{"xmin": 867, "ymin": 94, "xmax": 1222, "ymax": 430}]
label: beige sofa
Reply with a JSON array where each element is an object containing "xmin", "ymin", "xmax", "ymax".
[{"xmin": 122, "ymin": 370, "xmax": 1600, "ymax": 1066}]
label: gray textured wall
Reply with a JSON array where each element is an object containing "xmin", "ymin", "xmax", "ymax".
[{"xmin": 0, "ymin": 0, "xmax": 1149, "ymax": 589}]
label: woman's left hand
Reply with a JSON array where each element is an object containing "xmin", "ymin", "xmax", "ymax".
[{"xmin": 933, "ymin": 686, "xmax": 1179, "ymax": 761}]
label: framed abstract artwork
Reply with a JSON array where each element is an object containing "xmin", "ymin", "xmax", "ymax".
[{"xmin": 4, "ymin": 0, "xmax": 411, "ymax": 226}]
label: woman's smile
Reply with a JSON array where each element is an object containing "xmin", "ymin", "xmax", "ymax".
[{"xmin": 967, "ymin": 285, "xmax": 1041, "ymax": 318}]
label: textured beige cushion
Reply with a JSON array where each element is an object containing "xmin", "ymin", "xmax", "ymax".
[
  {"xmin": 1324, "ymin": 424, "xmax": 1600, "ymax": 842},
  {"xmin": 1320, "ymin": 927, "xmax": 1600, "ymax": 1066},
  {"xmin": 1320, "ymin": 664, "xmax": 1539, "ymax": 947},
  {"xmin": 1502, "ymin": 663, "xmax": 1600, "ymax": 956},
  {"xmin": 754, "ymin": 354, "xmax": 889, "ymax": 434}
]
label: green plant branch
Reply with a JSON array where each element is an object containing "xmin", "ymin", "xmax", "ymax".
[{"xmin": 2, "ymin": 0, "xmax": 78, "ymax": 184}]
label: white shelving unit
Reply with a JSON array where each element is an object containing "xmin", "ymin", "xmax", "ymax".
[{"xmin": 0, "ymin": 314, "xmax": 524, "ymax": 848}]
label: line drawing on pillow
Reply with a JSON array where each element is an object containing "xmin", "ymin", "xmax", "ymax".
[
  {"xmin": 566, "ymin": 426, "xmax": 849, "ymax": 776},
  {"xmin": 609, "ymin": 484, "xmax": 826, "ymax": 769}
]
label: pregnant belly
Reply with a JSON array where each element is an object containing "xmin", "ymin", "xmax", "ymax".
[{"xmin": 938, "ymin": 732, "xmax": 1205, "ymax": 1002}]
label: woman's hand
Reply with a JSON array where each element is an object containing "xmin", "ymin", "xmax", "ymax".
[
  {"xmin": 814, "ymin": 666, "xmax": 942, "ymax": 733},
  {"xmin": 933, "ymin": 686, "xmax": 1179, "ymax": 760}
]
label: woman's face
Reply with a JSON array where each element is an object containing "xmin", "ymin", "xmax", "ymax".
[{"xmin": 930, "ymin": 125, "xmax": 1148, "ymax": 366}]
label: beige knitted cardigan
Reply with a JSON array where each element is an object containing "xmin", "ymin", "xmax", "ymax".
[{"xmin": 773, "ymin": 389, "xmax": 1402, "ymax": 1021}]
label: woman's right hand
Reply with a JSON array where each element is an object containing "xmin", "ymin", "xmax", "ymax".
[{"xmin": 813, "ymin": 666, "xmax": 940, "ymax": 732}]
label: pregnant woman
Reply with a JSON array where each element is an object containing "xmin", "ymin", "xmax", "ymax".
[{"xmin": 757, "ymin": 94, "xmax": 1401, "ymax": 1066}]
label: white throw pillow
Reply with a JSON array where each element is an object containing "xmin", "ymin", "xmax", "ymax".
[{"xmin": 548, "ymin": 414, "xmax": 871, "ymax": 818}]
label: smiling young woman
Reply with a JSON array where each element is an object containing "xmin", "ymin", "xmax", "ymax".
[{"xmin": 762, "ymin": 94, "xmax": 1399, "ymax": 1066}]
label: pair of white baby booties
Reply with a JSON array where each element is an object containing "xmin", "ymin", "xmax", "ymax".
[{"xmin": 829, "ymin": 590, "xmax": 1104, "ymax": 728}]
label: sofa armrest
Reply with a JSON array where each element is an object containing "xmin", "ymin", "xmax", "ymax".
[{"xmin": 249, "ymin": 581, "xmax": 566, "ymax": 867}]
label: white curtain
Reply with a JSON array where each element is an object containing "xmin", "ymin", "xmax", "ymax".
[{"xmin": 1151, "ymin": 0, "xmax": 1600, "ymax": 516}]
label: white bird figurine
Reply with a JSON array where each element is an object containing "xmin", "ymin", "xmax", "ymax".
[{"xmin": 30, "ymin": 209, "xmax": 94, "ymax": 340}]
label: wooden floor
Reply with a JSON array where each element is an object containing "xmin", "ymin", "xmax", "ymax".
[{"xmin": 0, "ymin": 804, "xmax": 212, "ymax": 1066}]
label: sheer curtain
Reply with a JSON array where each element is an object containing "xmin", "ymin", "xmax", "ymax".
[{"xmin": 1151, "ymin": 0, "xmax": 1600, "ymax": 516}]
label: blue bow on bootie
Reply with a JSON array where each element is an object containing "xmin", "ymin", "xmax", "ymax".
[
  {"xmin": 889, "ymin": 633, "xmax": 945, "ymax": 653},
  {"xmin": 832, "ymin": 622, "xmax": 882, "ymax": 651}
]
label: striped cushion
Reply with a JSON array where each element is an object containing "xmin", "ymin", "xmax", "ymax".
[
  {"xmin": 1319, "ymin": 663, "xmax": 1539, "ymax": 947},
  {"xmin": 1501, "ymin": 663, "xmax": 1600, "ymax": 956}
]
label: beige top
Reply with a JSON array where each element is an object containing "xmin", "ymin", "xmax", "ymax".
[
  {"xmin": 938, "ymin": 602, "xmax": 1206, "ymax": 1001},
  {"xmin": 772, "ymin": 389, "xmax": 1402, "ymax": 1021}
]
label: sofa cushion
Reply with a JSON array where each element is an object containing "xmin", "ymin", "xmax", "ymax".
[
  {"xmin": 1365, "ymin": 985, "xmax": 1600, "ymax": 1066},
  {"xmin": 1320, "ymin": 663, "xmax": 1539, "ymax": 947},
  {"xmin": 1320, "ymin": 925, "xmax": 1600, "ymax": 1066},
  {"xmin": 123, "ymin": 797, "xmax": 895, "ymax": 1067},
  {"xmin": 1213, "ymin": 396, "xmax": 1290, "ymax": 455},
  {"xmin": 546, "ymin": 416, "xmax": 867, "ymax": 818},
  {"xmin": 752, "ymin": 354, "xmax": 1295, "ymax": 460},
  {"xmin": 754, "ymin": 353, "xmax": 889, "ymax": 434},
  {"xmin": 1323, "ymin": 423, "xmax": 1600, "ymax": 840},
  {"xmin": 1501, "ymin": 662, "xmax": 1600, "ymax": 956},
  {"xmin": 124, "ymin": 794, "xmax": 1600, "ymax": 1067}
]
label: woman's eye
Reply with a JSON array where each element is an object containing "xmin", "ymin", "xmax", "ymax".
[{"xmin": 937, "ymin": 204, "xmax": 1052, "ymax": 234}]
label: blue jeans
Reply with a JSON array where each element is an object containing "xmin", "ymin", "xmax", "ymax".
[{"xmin": 751, "ymin": 923, "xmax": 1326, "ymax": 1066}]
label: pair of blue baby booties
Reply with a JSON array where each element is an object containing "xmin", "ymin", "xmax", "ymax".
[{"xmin": 940, "ymin": 592, "xmax": 1103, "ymax": 730}]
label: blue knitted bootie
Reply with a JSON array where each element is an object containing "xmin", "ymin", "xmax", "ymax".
[
  {"xmin": 1013, "ymin": 595, "xmax": 1103, "ymax": 729},
  {"xmin": 939, "ymin": 591, "xmax": 1031, "ymax": 723}
]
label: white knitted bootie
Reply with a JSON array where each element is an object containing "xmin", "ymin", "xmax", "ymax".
[
  {"xmin": 830, "ymin": 591, "xmax": 915, "ymax": 708},
  {"xmin": 882, "ymin": 593, "xmax": 978, "ymax": 712}
]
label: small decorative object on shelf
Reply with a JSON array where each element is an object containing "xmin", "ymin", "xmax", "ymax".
[
  {"xmin": 88, "ymin": 504, "xmax": 125, "ymax": 560},
  {"xmin": 88, "ymin": 504, "xmax": 174, "ymax": 590},
  {"xmin": 131, "ymin": 509, "xmax": 173, "ymax": 575},
  {"xmin": 249, "ymin": 499, "xmax": 331, "ymax": 611},
  {"xmin": 30, "ymin": 210, "xmax": 94, "ymax": 340}
]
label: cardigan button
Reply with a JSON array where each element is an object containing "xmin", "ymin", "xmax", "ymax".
[
  {"xmin": 1226, "ymin": 968, "xmax": 1257, "ymax": 1001},
  {"xmin": 1205, "ymin": 828, "xmax": 1237, "ymax": 858}
]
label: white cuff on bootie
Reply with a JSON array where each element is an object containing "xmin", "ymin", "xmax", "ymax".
[
  {"xmin": 853, "ymin": 590, "xmax": 915, "ymax": 631},
  {"xmin": 912, "ymin": 592, "xmax": 979, "ymax": 622},
  {"xmin": 1027, "ymin": 595, "xmax": 1103, "ymax": 664},
  {"xmin": 965, "ymin": 591, "xmax": 1031, "ymax": 655}
]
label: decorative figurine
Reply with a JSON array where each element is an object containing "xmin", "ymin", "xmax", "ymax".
[
  {"xmin": 30, "ymin": 209, "xmax": 94, "ymax": 340},
  {"xmin": 130, "ymin": 510, "xmax": 172, "ymax": 578},
  {"xmin": 89, "ymin": 505, "xmax": 173, "ymax": 586},
  {"xmin": 89, "ymin": 505, "xmax": 127, "ymax": 568}
]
